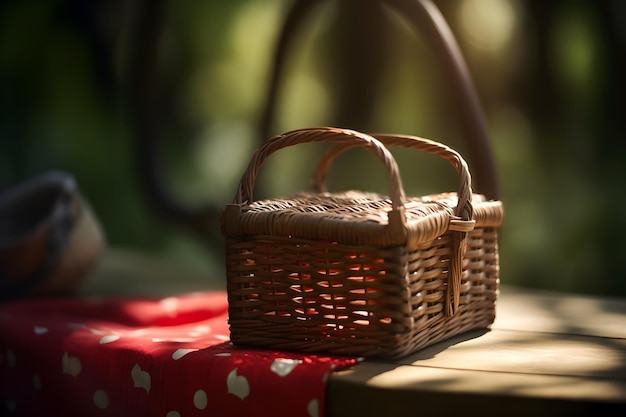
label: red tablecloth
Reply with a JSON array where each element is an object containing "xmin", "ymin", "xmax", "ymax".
[{"xmin": 0, "ymin": 292, "xmax": 357, "ymax": 417}]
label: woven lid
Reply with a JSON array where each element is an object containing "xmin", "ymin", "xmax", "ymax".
[{"xmin": 222, "ymin": 191, "xmax": 502, "ymax": 246}]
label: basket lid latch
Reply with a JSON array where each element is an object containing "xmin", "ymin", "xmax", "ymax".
[
  {"xmin": 448, "ymin": 218, "xmax": 476, "ymax": 232},
  {"xmin": 446, "ymin": 217, "xmax": 475, "ymax": 317}
]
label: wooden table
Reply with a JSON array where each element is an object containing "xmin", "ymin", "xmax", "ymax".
[
  {"xmin": 327, "ymin": 287, "xmax": 626, "ymax": 416},
  {"xmin": 84, "ymin": 250, "xmax": 626, "ymax": 416}
]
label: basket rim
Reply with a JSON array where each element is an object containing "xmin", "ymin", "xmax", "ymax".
[{"xmin": 221, "ymin": 191, "xmax": 502, "ymax": 247}]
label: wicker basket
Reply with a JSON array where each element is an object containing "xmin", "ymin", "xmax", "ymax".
[{"xmin": 221, "ymin": 127, "xmax": 503, "ymax": 358}]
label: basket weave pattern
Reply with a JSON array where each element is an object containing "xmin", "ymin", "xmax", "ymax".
[{"xmin": 222, "ymin": 127, "xmax": 503, "ymax": 358}]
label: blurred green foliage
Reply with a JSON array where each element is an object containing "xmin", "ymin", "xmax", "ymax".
[{"xmin": 1, "ymin": 0, "xmax": 625, "ymax": 295}]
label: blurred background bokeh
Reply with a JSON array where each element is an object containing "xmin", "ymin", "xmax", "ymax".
[{"xmin": 1, "ymin": 0, "xmax": 625, "ymax": 295}]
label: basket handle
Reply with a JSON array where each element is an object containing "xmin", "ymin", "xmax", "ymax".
[
  {"xmin": 233, "ymin": 127, "xmax": 408, "ymax": 236},
  {"xmin": 310, "ymin": 133, "xmax": 474, "ymax": 317},
  {"xmin": 311, "ymin": 133, "xmax": 473, "ymax": 222}
]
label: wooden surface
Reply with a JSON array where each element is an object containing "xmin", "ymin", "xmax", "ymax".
[
  {"xmin": 83, "ymin": 250, "xmax": 626, "ymax": 416},
  {"xmin": 327, "ymin": 287, "xmax": 626, "ymax": 417}
]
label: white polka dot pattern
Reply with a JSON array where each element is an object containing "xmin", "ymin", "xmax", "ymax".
[
  {"xmin": 131, "ymin": 364, "xmax": 151, "ymax": 393},
  {"xmin": 193, "ymin": 389, "xmax": 208, "ymax": 409},
  {"xmin": 33, "ymin": 326, "xmax": 48, "ymax": 335},
  {"xmin": 62, "ymin": 352, "xmax": 82, "ymax": 377},
  {"xmin": 226, "ymin": 368, "xmax": 250, "ymax": 400},
  {"xmin": 93, "ymin": 390, "xmax": 110, "ymax": 409},
  {"xmin": 308, "ymin": 398, "xmax": 320, "ymax": 417},
  {"xmin": 0, "ymin": 292, "xmax": 356, "ymax": 416},
  {"xmin": 99, "ymin": 335, "xmax": 120, "ymax": 344},
  {"xmin": 172, "ymin": 348, "xmax": 198, "ymax": 360}
]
